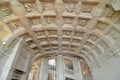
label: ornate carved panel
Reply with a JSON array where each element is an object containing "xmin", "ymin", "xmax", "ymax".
[
  {"xmin": 23, "ymin": 2, "xmax": 41, "ymax": 18},
  {"xmin": 42, "ymin": 17, "xmax": 55, "ymax": 26},
  {"xmin": 62, "ymin": 3, "xmax": 76, "ymax": 17},
  {"xmin": 0, "ymin": 3, "xmax": 12, "ymax": 17},
  {"xmin": 6, "ymin": 20, "xmax": 21, "ymax": 32},
  {"xmin": 79, "ymin": 19, "xmax": 87, "ymax": 26},
  {"xmin": 42, "ymin": 3, "xmax": 56, "ymax": 16},
  {"xmin": 65, "ymin": 4, "xmax": 75, "ymax": 13}
]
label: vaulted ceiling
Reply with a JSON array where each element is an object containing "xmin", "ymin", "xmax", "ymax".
[{"xmin": 0, "ymin": 0, "xmax": 120, "ymax": 65}]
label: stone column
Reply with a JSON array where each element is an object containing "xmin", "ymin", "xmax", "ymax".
[
  {"xmin": 57, "ymin": 55, "xmax": 65, "ymax": 80},
  {"xmin": 39, "ymin": 58, "xmax": 48, "ymax": 80},
  {"xmin": 73, "ymin": 57, "xmax": 83, "ymax": 80}
]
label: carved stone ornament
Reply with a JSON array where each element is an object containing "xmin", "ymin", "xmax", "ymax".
[
  {"xmin": 42, "ymin": 17, "xmax": 54, "ymax": 26},
  {"xmin": 24, "ymin": 3, "xmax": 33, "ymax": 12},
  {"xmin": 1, "ymin": 8, "xmax": 12, "ymax": 17},
  {"xmin": 83, "ymin": 6, "xmax": 92, "ymax": 12},
  {"xmin": 10, "ymin": 21, "xmax": 19, "ymax": 30},
  {"xmin": 43, "ymin": 3, "xmax": 54, "ymax": 12},
  {"xmin": 65, "ymin": 4, "xmax": 75, "ymax": 13},
  {"xmin": 79, "ymin": 19, "xmax": 87, "ymax": 26}
]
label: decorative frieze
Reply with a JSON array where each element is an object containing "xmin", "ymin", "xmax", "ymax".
[
  {"xmin": 65, "ymin": 4, "xmax": 75, "ymax": 13},
  {"xmin": 0, "ymin": 2, "xmax": 12, "ymax": 17}
]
